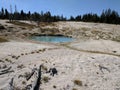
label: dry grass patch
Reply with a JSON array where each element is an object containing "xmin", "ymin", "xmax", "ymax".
[
  {"xmin": 73, "ymin": 80, "xmax": 82, "ymax": 86},
  {"xmin": 0, "ymin": 37, "xmax": 8, "ymax": 42},
  {"xmin": 112, "ymin": 36, "xmax": 120, "ymax": 42},
  {"xmin": 72, "ymin": 88, "xmax": 78, "ymax": 90},
  {"xmin": 21, "ymin": 53, "xmax": 24, "ymax": 56},
  {"xmin": 53, "ymin": 85, "xmax": 57, "ymax": 88},
  {"xmin": 31, "ymin": 51, "xmax": 35, "ymax": 54},
  {"xmin": 0, "ymin": 24, "xmax": 5, "ymax": 29},
  {"xmin": 42, "ymin": 65, "xmax": 48, "ymax": 71},
  {"xmin": 5, "ymin": 58, "xmax": 12, "ymax": 63},
  {"xmin": 80, "ymin": 27, "xmax": 89, "ymax": 31},
  {"xmin": 22, "ymin": 81, "xmax": 26, "ymax": 85},
  {"xmin": 91, "ymin": 30, "xmax": 101, "ymax": 34},
  {"xmin": 42, "ymin": 76, "xmax": 50, "ymax": 83},
  {"xmin": 17, "ymin": 64, "xmax": 25, "ymax": 69},
  {"xmin": 7, "ymin": 21, "xmax": 36, "ymax": 29},
  {"xmin": 39, "ymin": 22, "xmax": 56, "ymax": 27}
]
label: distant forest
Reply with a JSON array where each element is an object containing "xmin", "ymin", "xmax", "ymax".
[{"xmin": 0, "ymin": 6, "xmax": 120, "ymax": 24}]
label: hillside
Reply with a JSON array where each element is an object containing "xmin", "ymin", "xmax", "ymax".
[{"xmin": 0, "ymin": 20, "xmax": 120, "ymax": 90}]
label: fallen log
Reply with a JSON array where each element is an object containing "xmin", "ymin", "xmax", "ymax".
[
  {"xmin": 0, "ymin": 70, "xmax": 14, "ymax": 75},
  {"xmin": 0, "ymin": 66, "xmax": 12, "ymax": 72},
  {"xmin": 0, "ymin": 66, "xmax": 14, "ymax": 75},
  {"xmin": 33, "ymin": 65, "xmax": 42, "ymax": 90}
]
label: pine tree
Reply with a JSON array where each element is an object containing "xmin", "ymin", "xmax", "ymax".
[
  {"xmin": 1, "ymin": 8, "xmax": 4, "ymax": 19},
  {"xmin": 5, "ymin": 9, "xmax": 9, "ymax": 19}
]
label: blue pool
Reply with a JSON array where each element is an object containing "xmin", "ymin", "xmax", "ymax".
[{"xmin": 31, "ymin": 36, "xmax": 74, "ymax": 43}]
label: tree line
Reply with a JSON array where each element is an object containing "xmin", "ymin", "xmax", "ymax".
[
  {"xmin": 70, "ymin": 9, "xmax": 120, "ymax": 24},
  {"xmin": 0, "ymin": 6, "xmax": 67, "ymax": 22},
  {"xmin": 0, "ymin": 6, "xmax": 120, "ymax": 24}
]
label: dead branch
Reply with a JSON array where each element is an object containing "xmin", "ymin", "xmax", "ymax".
[
  {"xmin": 0, "ymin": 66, "xmax": 14, "ymax": 75},
  {"xmin": 0, "ymin": 70, "xmax": 14, "ymax": 75},
  {"xmin": 26, "ymin": 68, "xmax": 37, "ymax": 81},
  {"xmin": 99, "ymin": 65, "xmax": 110, "ymax": 73},
  {"xmin": 33, "ymin": 65, "xmax": 42, "ymax": 90},
  {"xmin": 0, "ymin": 66, "xmax": 12, "ymax": 72}
]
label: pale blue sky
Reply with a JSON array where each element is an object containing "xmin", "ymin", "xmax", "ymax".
[{"xmin": 0, "ymin": 0, "xmax": 120, "ymax": 18}]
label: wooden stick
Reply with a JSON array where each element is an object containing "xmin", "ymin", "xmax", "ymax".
[
  {"xmin": 0, "ymin": 70, "xmax": 14, "ymax": 75},
  {"xmin": 26, "ymin": 68, "xmax": 36, "ymax": 81},
  {"xmin": 0, "ymin": 66, "xmax": 12, "ymax": 72},
  {"xmin": 33, "ymin": 65, "xmax": 42, "ymax": 90},
  {"xmin": 99, "ymin": 65, "xmax": 110, "ymax": 73},
  {"xmin": 0, "ymin": 66, "xmax": 14, "ymax": 75}
]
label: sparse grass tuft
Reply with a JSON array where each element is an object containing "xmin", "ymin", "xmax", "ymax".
[
  {"xmin": 24, "ymin": 72, "xmax": 31, "ymax": 79},
  {"xmin": 21, "ymin": 53, "xmax": 24, "ymax": 56},
  {"xmin": 91, "ymin": 30, "xmax": 101, "ymax": 34},
  {"xmin": 39, "ymin": 49, "xmax": 42, "ymax": 51},
  {"xmin": 53, "ymin": 85, "xmax": 57, "ymax": 88},
  {"xmin": 73, "ymin": 80, "xmax": 82, "ymax": 86},
  {"xmin": 81, "ymin": 27, "xmax": 89, "ymax": 31},
  {"xmin": 36, "ymin": 51, "xmax": 40, "ymax": 53},
  {"xmin": 7, "ymin": 21, "xmax": 36, "ymax": 29},
  {"xmin": 20, "ymin": 27, "xmax": 26, "ymax": 30},
  {"xmin": 12, "ymin": 55, "xmax": 16, "ymax": 58},
  {"xmin": 17, "ymin": 64, "xmax": 25, "ymax": 69},
  {"xmin": 42, "ymin": 76, "xmax": 50, "ymax": 83},
  {"xmin": 0, "ymin": 37, "xmax": 8, "ymax": 42},
  {"xmin": 22, "ymin": 81, "xmax": 26, "ymax": 85},
  {"xmin": 42, "ymin": 65, "xmax": 48, "ymax": 71},
  {"xmin": 42, "ymin": 48, "xmax": 46, "ymax": 52},
  {"xmin": 0, "ymin": 24, "xmax": 5, "ymax": 30},
  {"xmin": 25, "ymin": 53, "xmax": 28, "ymax": 55},
  {"xmin": 5, "ymin": 58, "xmax": 12, "ymax": 63},
  {"xmin": 112, "ymin": 36, "xmax": 120, "ymax": 42},
  {"xmin": 12, "ymin": 86, "xmax": 26, "ymax": 90},
  {"xmin": 31, "ymin": 51, "xmax": 35, "ymax": 54},
  {"xmin": 0, "ymin": 60, "xmax": 4, "ymax": 62},
  {"xmin": 72, "ymin": 88, "xmax": 78, "ymax": 90}
]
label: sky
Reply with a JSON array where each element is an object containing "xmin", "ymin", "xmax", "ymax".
[{"xmin": 0, "ymin": 0, "xmax": 120, "ymax": 18}]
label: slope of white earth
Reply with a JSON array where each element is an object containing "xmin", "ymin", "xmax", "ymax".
[
  {"xmin": 70, "ymin": 39, "xmax": 120, "ymax": 55},
  {"xmin": 0, "ymin": 40, "xmax": 120, "ymax": 90},
  {"xmin": 0, "ymin": 20, "xmax": 120, "ymax": 90}
]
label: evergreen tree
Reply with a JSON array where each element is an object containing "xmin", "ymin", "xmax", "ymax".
[
  {"xmin": 14, "ymin": 5, "xmax": 20, "ymax": 20},
  {"xmin": 27, "ymin": 11, "xmax": 31, "ymax": 20},
  {"xmin": 0, "ymin": 7, "xmax": 119, "ymax": 24},
  {"xmin": 70, "ymin": 16, "xmax": 75, "ymax": 21},
  {"xmin": 75, "ymin": 15, "xmax": 81, "ymax": 21},
  {"xmin": 5, "ymin": 9, "xmax": 9, "ymax": 19},
  {"xmin": 1, "ymin": 8, "xmax": 4, "ymax": 19}
]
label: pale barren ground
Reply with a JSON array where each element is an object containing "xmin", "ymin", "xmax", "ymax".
[{"xmin": 0, "ymin": 20, "xmax": 120, "ymax": 90}]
